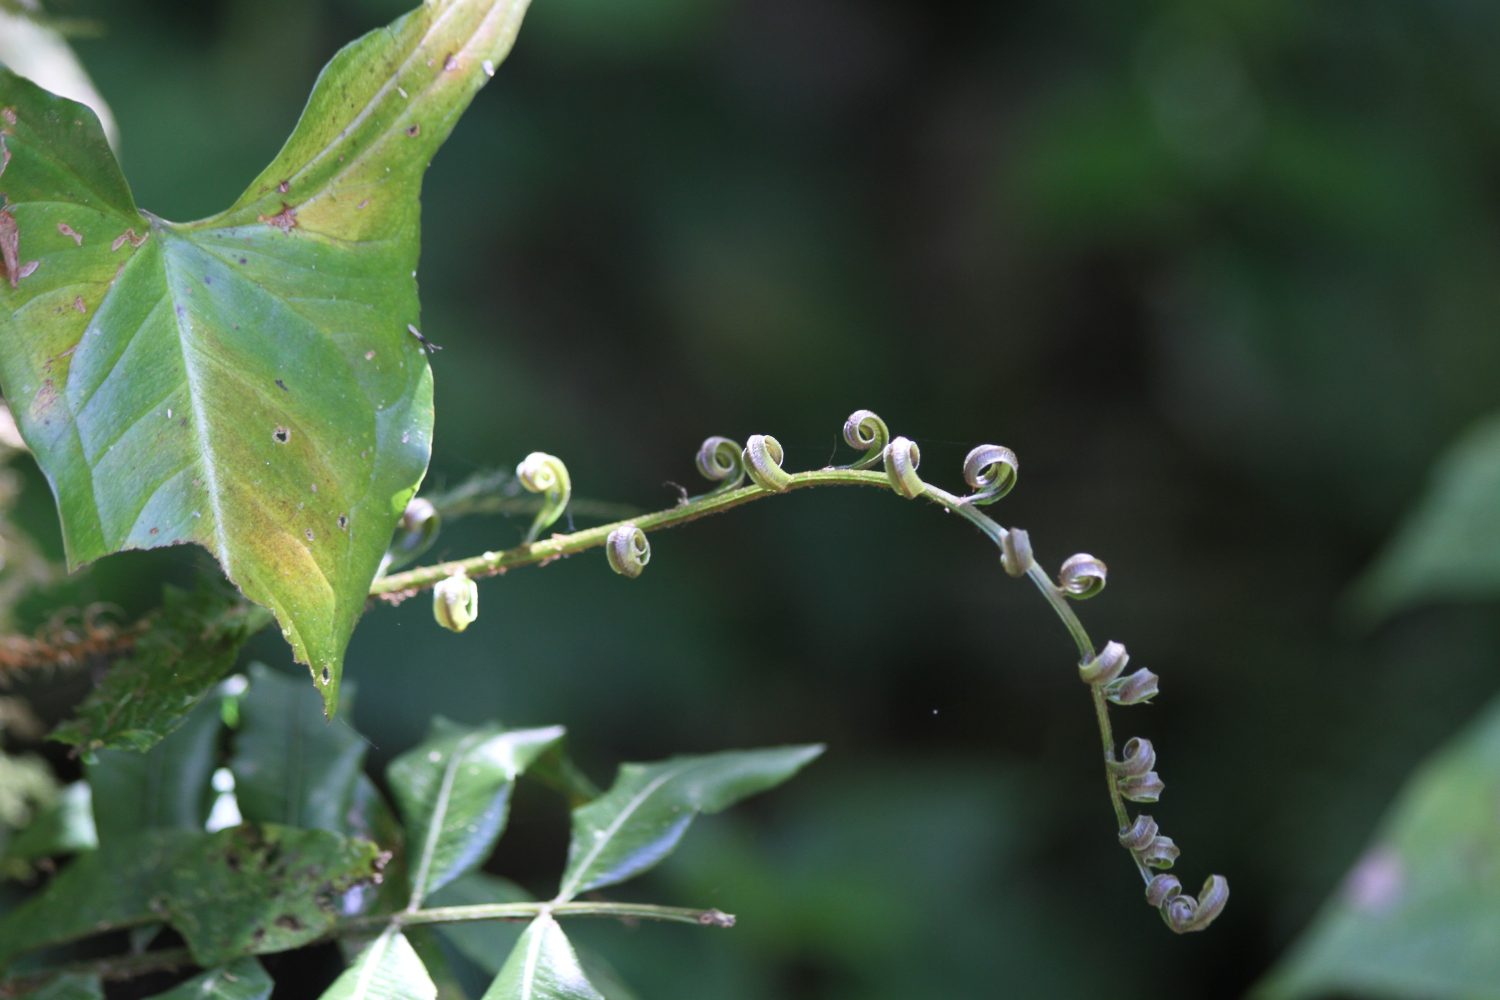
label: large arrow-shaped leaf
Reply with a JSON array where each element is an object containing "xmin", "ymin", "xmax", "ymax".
[{"xmin": 0, "ymin": 0, "xmax": 533, "ymax": 714}]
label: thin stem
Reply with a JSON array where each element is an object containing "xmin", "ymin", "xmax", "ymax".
[
  {"xmin": 4, "ymin": 901, "xmax": 734, "ymax": 995},
  {"xmin": 370, "ymin": 469, "xmax": 891, "ymax": 599}
]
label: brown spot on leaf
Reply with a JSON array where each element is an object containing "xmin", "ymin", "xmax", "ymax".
[
  {"xmin": 337, "ymin": 514, "xmax": 348, "ymax": 530},
  {"xmin": 273, "ymin": 427, "xmax": 291, "ymax": 444},
  {"xmin": 357, "ymin": 198, "xmax": 370, "ymax": 210},
  {"xmin": 274, "ymin": 914, "xmax": 305, "ymax": 931},
  {"xmin": 277, "ymin": 179, "xmax": 290, "ymax": 194},
  {"xmin": 1, "ymin": 108, "xmax": 14, "ymax": 126},
  {"xmin": 275, "ymin": 378, "xmax": 288, "ymax": 392},
  {"xmin": 57, "ymin": 222, "xmax": 83, "ymax": 246},
  {"xmin": 257, "ymin": 203, "xmax": 298, "ymax": 234},
  {"xmin": 149, "ymin": 527, "xmax": 159, "ymax": 535},
  {"xmin": 405, "ymin": 123, "xmax": 421, "ymax": 138},
  {"xmin": 304, "ymin": 528, "xmax": 315, "ymax": 542},
  {"xmin": 443, "ymin": 52, "xmax": 459, "ymax": 72},
  {"xmin": 73, "ymin": 296, "xmax": 86, "ymax": 313},
  {"xmin": 110, "ymin": 228, "xmax": 148, "ymax": 252},
  {"xmin": 0, "ymin": 209, "xmax": 19, "ymax": 288},
  {"xmin": 32, "ymin": 378, "xmax": 58, "ymax": 419}
]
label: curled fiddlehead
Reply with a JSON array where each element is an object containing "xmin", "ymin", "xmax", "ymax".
[
  {"xmin": 744, "ymin": 435, "xmax": 793, "ymax": 492},
  {"xmin": 693, "ymin": 436, "xmax": 747, "ymax": 498},
  {"xmin": 841, "ymin": 409, "xmax": 890, "ymax": 470},
  {"xmin": 1119, "ymin": 814, "xmax": 1180, "ymax": 870},
  {"xmin": 606, "ymin": 524, "xmax": 651, "ymax": 579},
  {"xmin": 1058, "ymin": 553, "xmax": 1107, "ymax": 599},
  {"xmin": 961, "ymin": 444, "xmax": 1019, "ymax": 504},
  {"xmin": 1147, "ymin": 873, "xmax": 1230, "ymax": 934},
  {"xmin": 432, "ymin": 572, "xmax": 479, "ymax": 633},
  {"xmin": 883, "ymin": 437, "xmax": 925, "ymax": 499},
  {"xmin": 517, "ymin": 452, "xmax": 572, "ymax": 543}
]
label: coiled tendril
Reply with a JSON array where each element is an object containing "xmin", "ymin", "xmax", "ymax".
[
  {"xmin": 883, "ymin": 437, "xmax": 925, "ymax": 499},
  {"xmin": 1079, "ymin": 638, "xmax": 1221, "ymax": 931},
  {"xmin": 693, "ymin": 436, "xmax": 747, "ymax": 497},
  {"xmin": 1146, "ymin": 873, "xmax": 1230, "ymax": 934},
  {"xmin": 841, "ymin": 409, "xmax": 890, "ymax": 470},
  {"xmin": 606, "ymin": 524, "xmax": 651, "ymax": 578},
  {"xmin": 1120, "ymin": 815, "xmax": 1180, "ymax": 870},
  {"xmin": 744, "ymin": 435, "xmax": 793, "ymax": 492},
  {"xmin": 1058, "ymin": 553, "xmax": 1107, "ymax": 599},
  {"xmin": 961, "ymin": 444, "xmax": 1019, "ymax": 505},
  {"xmin": 517, "ymin": 452, "xmax": 572, "ymax": 543},
  {"xmin": 433, "ymin": 572, "xmax": 478, "ymax": 633}
]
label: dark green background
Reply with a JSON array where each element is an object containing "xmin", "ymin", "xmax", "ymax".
[{"xmin": 15, "ymin": 0, "xmax": 1500, "ymax": 995}]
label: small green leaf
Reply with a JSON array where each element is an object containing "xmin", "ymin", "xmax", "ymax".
[
  {"xmin": 1256, "ymin": 695, "xmax": 1500, "ymax": 999},
  {"xmin": 230, "ymin": 663, "xmax": 366, "ymax": 831},
  {"xmin": 320, "ymin": 927, "xmax": 435, "ymax": 1000},
  {"xmin": 0, "ymin": 824, "xmax": 383, "ymax": 969},
  {"xmin": 87, "ymin": 689, "xmax": 223, "ymax": 842},
  {"xmin": 142, "ymin": 959, "xmax": 272, "ymax": 1000},
  {"xmin": 388, "ymin": 721, "xmax": 564, "ymax": 905},
  {"xmin": 0, "ymin": 0, "xmax": 536, "ymax": 714},
  {"xmin": 555, "ymin": 745, "xmax": 824, "ymax": 902},
  {"xmin": 51, "ymin": 583, "xmax": 263, "ymax": 753},
  {"xmin": 1352, "ymin": 412, "xmax": 1500, "ymax": 621},
  {"xmin": 22, "ymin": 974, "xmax": 102, "ymax": 1000},
  {"xmin": 482, "ymin": 916, "xmax": 604, "ymax": 1000}
]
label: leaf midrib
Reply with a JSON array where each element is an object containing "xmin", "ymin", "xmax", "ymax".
[{"xmin": 554, "ymin": 760, "xmax": 698, "ymax": 902}]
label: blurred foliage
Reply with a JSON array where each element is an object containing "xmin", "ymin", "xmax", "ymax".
[
  {"xmin": 1353, "ymin": 412, "xmax": 1500, "ymax": 620},
  {"xmin": 0, "ymin": 0, "xmax": 1497, "ymax": 996},
  {"xmin": 1257, "ymin": 694, "xmax": 1500, "ymax": 1000}
]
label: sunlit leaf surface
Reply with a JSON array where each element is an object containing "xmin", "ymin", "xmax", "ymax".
[{"xmin": 0, "ymin": 0, "xmax": 535, "ymax": 713}]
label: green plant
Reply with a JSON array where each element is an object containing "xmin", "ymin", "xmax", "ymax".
[{"xmin": 0, "ymin": 1, "xmax": 1229, "ymax": 996}]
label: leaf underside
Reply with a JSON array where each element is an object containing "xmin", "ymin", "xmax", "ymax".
[{"xmin": 0, "ymin": 0, "xmax": 534, "ymax": 714}]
